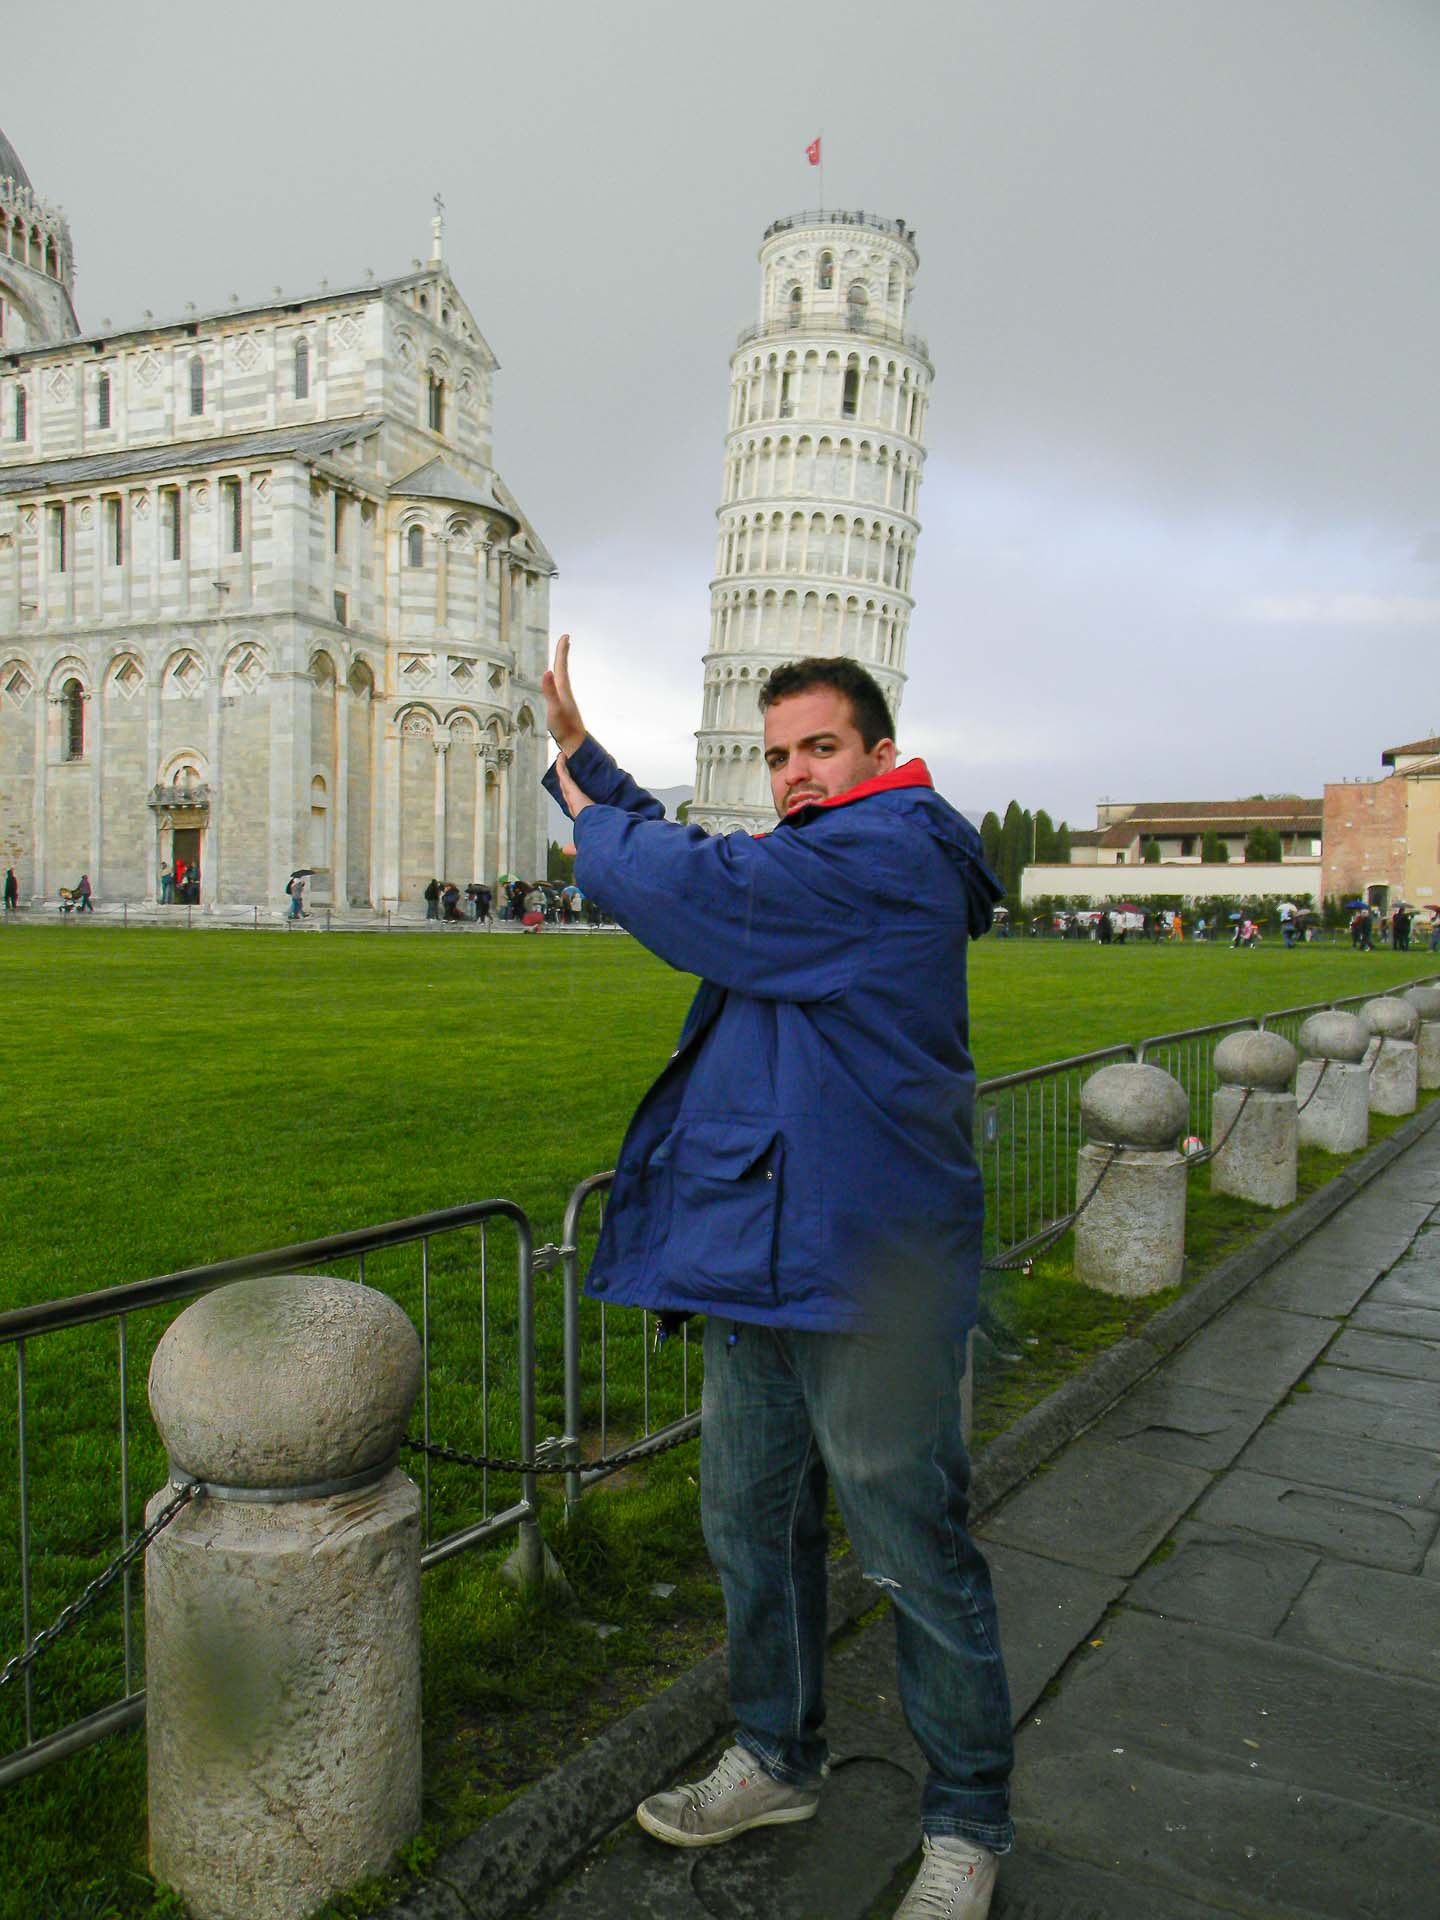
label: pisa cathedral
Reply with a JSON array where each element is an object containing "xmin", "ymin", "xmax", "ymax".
[
  {"xmin": 0, "ymin": 127, "xmax": 552, "ymax": 911},
  {"xmin": 691, "ymin": 211, "xmax": 930, "ymax": 832}
]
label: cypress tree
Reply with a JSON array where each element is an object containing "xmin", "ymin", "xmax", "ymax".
[
  {"xmin": 1033, "ymin": 809, "xmax": 1056, "ymax": 862},
  {"xmin": 980, "ymin": 811, "xmax": 1003, "ymax": 872},
  {"xmin": 1000, "ymin": 800, "xmax": 1026, "ymax": 899}
]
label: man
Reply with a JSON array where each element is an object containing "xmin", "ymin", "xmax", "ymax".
[
  {"xmin": 3, "ymin": 867, "xmax": 17, "ymax": 911},
  {"xmin": 543, "ymin": 636, "xmax": 1012, "ymax": 1917}
]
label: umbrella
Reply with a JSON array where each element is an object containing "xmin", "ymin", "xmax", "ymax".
[
  {"xmin": 289, "ymin": 868, "xmax": 315, "ymax": 879},
  {"xmin": 1228, "ymin": 912, "xmax": 1243, "ymax": 921},
  {"xmin": 1346, "ymin": 899, "xmax": 1367, "ymax": 909}
]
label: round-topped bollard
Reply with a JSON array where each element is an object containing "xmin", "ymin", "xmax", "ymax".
[
  {"xmin": 1403, "ymin": 984, "xmax": 1440, "ymax": 1089},
  {"xmin": 146, "ymin": 1276, "xmax": 423, "ymax": 1920},
  {"xmin": 1295, "ymin": 1011, "xmax": 1372, "ymax": 1153},
  {"xmin": 1210, "ymin": 1030, "xmax": 1299, "ymax": 1208},
  {"xmin": 1361, "ymin": 997, "xmax": 1420, "ymax": 1117},
  {"xmin": 1075, "ymin": 1063, "xmax": 1189, "ymax": 1295}
]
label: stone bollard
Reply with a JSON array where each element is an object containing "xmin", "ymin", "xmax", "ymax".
[
  {"xmin": 1075, "ymin": 1062, "xmax": 1189, "ymax": 1295},
  {"xmin": 1210, "ymin": 1030, "xmax": 1299, "ymax": 1208},
  {"xmin": 1295, "ymin": 1012, "xmax": 1371, "ymax": 1153},
  {"xmin": 1403, "ymin": 984, "xmax": 1440, "ymax": 1090},
  {"xmin": 1361, "ymin": 997, "xmax": 1420, "ymax": 1117},
  {"xmin": 146, "ymin": 1275, "xmax": 423, "ymax": 1920}
]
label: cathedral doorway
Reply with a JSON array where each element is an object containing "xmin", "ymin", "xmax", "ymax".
[{"xmin": 171, "ymin": 826, "xmax": 202, "ymax": 903}]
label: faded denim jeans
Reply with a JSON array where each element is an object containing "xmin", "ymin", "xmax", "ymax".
[{"xmin": 700, "ymin": 1316, "xmax": 1014, "ymax": 1853}]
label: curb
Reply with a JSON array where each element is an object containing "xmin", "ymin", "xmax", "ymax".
[{"xmin": 380, "ymin": 1097, "xmax": 1440, "ymax": 1920}]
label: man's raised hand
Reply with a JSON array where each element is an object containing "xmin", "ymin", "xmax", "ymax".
[{"xmin": 543, "ymin": 634, "xmax": 586, "ymax": 755}]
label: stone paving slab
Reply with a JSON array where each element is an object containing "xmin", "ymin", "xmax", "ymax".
[
  {"xmin": 1013, "ymin": 1751, "xmax": 1440, "ymax": 1912},
  {"xmin": 1305, "ymin": 1360, "xmax": 1440, "ymax": 1416},
  {"xmin": 989, "ymin": 1847, "xmax": 1234, "ymax": 1919},
  {"xmin": 1014, "ymin": 1609, "xmax": 1440, "ymax": 1819},
  {"xmin": 1013, "ymin": 1749, "xmax": 1440, "ymax": 1918},
  {"xmin": 1247, "ymin": 1259, "xmax": 1379, "ymax": 1317},
  {"xmin": 977, "ymin": 1443, "xmax": 1212, "ymax": 1577},
  {"xmin": 1369, "ymin": 1264, "xmax": 1440, "ymax": 1312},
  {"xmin": 981, "ymin": 1544, "xmax": 1122, "ymax": 1720},
  {"xmin": 1349, "ymin": 1299, "xmax": 1440, "ymax": 1341},
  {"xmin": 1195, "ymin": 1469, "xmax": 1439, "ymax": 1570},
  {"xmin": 1260, "ymin": 1242, "xmax": 1401, "ymax": 1290},
  {"xmin": 1263, "ymin": 1388, "xmax": 1440, "ymax": 1455},
  {"xmin": 1083, "ymin": 1381, "xmax": 1270, "ymax": 1471},
  {"xmin": 1287, "ymin": 1216, "xmax": 1417, "ymax": 1268},
  {"xmin": 1326, "ymin": 1193, "xmax": 1434, "ymax": 1239},
  {"xmin": 1124, "ymin": 1522, "xmax": 1317, "ymax": 1636},
  {"xmin": 1362, "ymin": 1166, "xmax": 1440, "ymax": 1203},
  {"xmin": 1233, "ymin": 1424, "xmax": 1440, "ymax": 1508},
  {"xmin": 1278, "ymin": 1563, "xmax": 1440, "ymax": 1685},
  {"xmin": 1160, "ymin": 1305, "xmax": 1335, "ymax": 1399},
  {"xmin": 1325, "ymin": 1326, "xmax": 1440, "ymax": 1382}
]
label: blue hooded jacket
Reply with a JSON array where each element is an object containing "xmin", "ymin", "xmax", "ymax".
[{"xmin": 544, "ymin": 735, "xmax": 1002, "ymax": 1337}]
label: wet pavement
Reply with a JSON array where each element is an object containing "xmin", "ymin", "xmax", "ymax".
[{"xmin": 522, "ymin": 1127, "xmax": 1440, "ymax": 1919}]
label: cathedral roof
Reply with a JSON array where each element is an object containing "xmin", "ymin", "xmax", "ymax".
[
  {"xmin": 0, "ymin": 417, "xmax": 383, "ymax": 496},
  {"xmin": 391, "ymin": 457, "xmax": 520, "ymax": 533},
  {"xmin": 0, "ymin": 127, "xmax": 32, "ymax": 193}
]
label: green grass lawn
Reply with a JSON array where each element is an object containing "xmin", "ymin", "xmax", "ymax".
[{"xmin": 1, "ymin": 925, "xmax": 1435, "ymax": 1916}]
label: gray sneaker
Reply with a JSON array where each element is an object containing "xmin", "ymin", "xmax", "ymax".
[
  {"xmin": 635, "ymin": 1742, "xmax": 821, "ymax": 1848},
  {"xmin": 893, "ymin": 1834, "xmax": 999, "ymax": 1917}
]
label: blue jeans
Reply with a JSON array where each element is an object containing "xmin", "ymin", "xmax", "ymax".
[{"xmin": 700, "ymin": 1317, "xmax": 1014, "ymax": 1852}]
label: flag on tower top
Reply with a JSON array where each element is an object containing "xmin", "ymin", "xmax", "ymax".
[{"xmin": 806, "ymin": 136, "xmax": 821, "ymax": 166}]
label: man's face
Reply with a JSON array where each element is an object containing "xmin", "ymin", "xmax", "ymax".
[{"xmin": 762, "ymin": 687, "xmax": 896, "ymax": 819}]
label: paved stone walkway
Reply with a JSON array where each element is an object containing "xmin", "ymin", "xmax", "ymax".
[{"xmin": 528, "ymin": 1131, "xmax": 1440, "ymax": 1918}]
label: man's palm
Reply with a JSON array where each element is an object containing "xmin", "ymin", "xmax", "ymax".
[{"xmin": 543, "ymin": 634, "xmax": 585, "ymax": 753}]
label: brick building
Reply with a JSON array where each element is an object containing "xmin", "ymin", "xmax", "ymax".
[{"xmin": 1322, "ymin": 737, "xmax": 1440, "ymax": 914}]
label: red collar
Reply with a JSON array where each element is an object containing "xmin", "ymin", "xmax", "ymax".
[{"xmin": 777, "ymin": 758, "xmax": 934, "ymax": 825}]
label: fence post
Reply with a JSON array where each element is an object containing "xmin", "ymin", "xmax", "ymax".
[
  {"xmin": 1210, "ymin": 1030, "xmax": 1299, "ymax": 1208},
  {"xmin": 1296, "ymin": 1012, "xmax": 1370, "ymax": 1151},
  {"xmin": 1402, "ymin": 984, "xmax": 1440, "ymax": 1089},
  {"xmin": 1074, "ymin": 1062, "xmax": 1188, "ymax": 1295},
  {"xmin": 145, "ymin": 1274, "xmax": 423, "ymax": 1920},
  {"xmin": 1361, "ymin": 997, "xmax": 1419, "ymax": 1116}
]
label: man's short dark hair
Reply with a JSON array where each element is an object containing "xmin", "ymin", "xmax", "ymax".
[{"xmin": 758, "ymin": 657, "xmax": 895, "ymax": 751}]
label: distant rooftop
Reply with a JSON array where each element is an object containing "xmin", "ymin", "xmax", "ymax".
[{"xmin": 1382, "ymin": 735, "xmax": 1440, "ymax": 766}]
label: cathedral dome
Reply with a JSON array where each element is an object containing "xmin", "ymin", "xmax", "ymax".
[{"xmin": 0, "ymin": 126, "xmax": 32, "ymax": 193}]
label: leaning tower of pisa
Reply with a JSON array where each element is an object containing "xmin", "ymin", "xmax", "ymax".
[{"xmin": 690, "ymin": 211, "xmax": 931, "ymax": 832}]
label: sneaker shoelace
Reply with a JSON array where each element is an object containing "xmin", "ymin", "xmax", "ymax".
[
  {"xmin": 685, "ymin": 1749, "xmax": 748, "ymax": 1808},
  {"xmin": 907, "ymin": 1838, "xmax": 983, "ymax": 1916}
]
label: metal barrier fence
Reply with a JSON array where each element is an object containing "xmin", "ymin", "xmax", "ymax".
[
  {"xmin": 0, "ymin": 1201, "xmax": 535, "ymax": 1788},
  {"xmin": 5, "ymin": 972, "xmax": 1437, "ymax": 1787}
]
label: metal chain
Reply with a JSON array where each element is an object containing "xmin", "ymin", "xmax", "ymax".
[
  {"xmin": 400, "ymin": 1422, "xmax": 700, "ymax": 1481},
  {"xmin": 1295, "ymin": 1054, "xmax": 1332, "ymax": 1115},
  {"xmin": 981, "ymin": 1141, "xmax": 1125, "ymax": 1274},
  {"xmin": 0, "ymin": 1480, "xmax": 201, "ymax": 1690},
  {"xmin": 1177, "ymin": 1083, "xmax": 1255, "ymax": 1169}
]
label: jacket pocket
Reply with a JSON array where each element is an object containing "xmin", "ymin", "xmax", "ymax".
[{"xmin": 654, "ymin": 1121, "xmax": 782, "ymax": 1304}]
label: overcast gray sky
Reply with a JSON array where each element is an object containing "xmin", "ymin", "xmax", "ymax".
[{"xmin": 9, "ymin": 0, "xmax": 1439, "ymax": 824}]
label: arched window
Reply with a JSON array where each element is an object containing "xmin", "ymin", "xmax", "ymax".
[
  {"xmin": 406, "ymin": 525, "xmax": 425, "ymax": 568},
  {"xmin": 62, "ymin": 679, "xmax": 84, "ymax": 760},
  {"xmin": 97, "ymin": 370, "xmax": 111, "ymax": 428},
  {"xmin": 847, "ymin": 282, "xmax": 868, "ymax": 328},
  {"xmin": 14, "ymin": 385, "xmax": 26, "ymax": 441},
  {"xmin": 787, "ymin": 283, "xmax": 803, "ymax": 326},
  {"xmin": 427, "ymin": 372, "xmax": 445, "ymax": 433},
  {"xmin": 189, "ymin": 356, "xmax": 205, "ymax": 416},
  {"xmin": 817, "ymin": 251, "xmax": 834, "ymax": 291},
  {"xmin": 294, "ymin": 338, "xmax": 310, "ymax": 399}
]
